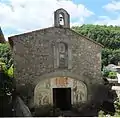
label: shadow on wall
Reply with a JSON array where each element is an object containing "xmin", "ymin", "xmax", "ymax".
[{"xmin": 0, "ymin": 96, "xmax": 13, "ymax": 117}]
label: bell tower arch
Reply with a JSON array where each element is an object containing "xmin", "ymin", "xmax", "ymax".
[{"xmin": 54, "ymin": 8, "xmax": 70, "ymax": 28}]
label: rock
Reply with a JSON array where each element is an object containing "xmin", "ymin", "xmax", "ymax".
[{"xmin": 13, "ymin": 96, "xmax": 32, "ymax": 117}]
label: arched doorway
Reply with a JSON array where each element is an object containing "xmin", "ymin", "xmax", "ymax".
[{"xmin": 34, "ymin": 77, "xmax": 87, "ymax": 110}]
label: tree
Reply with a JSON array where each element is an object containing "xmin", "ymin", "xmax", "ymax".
[
  {"xmin": 72, "ymin": 24, "xmax": 120, "ymax": 67},
  {"xmin": 0, "ymin": 43, "xmax": 13, "ymax": 97},
  {"xmin": 0, "ymin": 43, "xmax": 13, "ymax": 69}
]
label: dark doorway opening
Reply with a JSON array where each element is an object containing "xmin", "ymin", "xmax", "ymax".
[{"xmin": 53, "ymin": 88, "xmax": 71, "ymax": 110}]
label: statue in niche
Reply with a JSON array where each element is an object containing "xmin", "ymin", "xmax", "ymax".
[
  {"xmin": 43, "ymin": 95, "xmax": 49, "ymax": 104},
  {"xmin": 38, "ymin": 91, "xmax": 49, "ymax": 105},
  {"xmin": 59, "ymin": 42, "xmax": 68, "ymax": 68},
  {"xmin": 77, "ymin": 91, "xmax": 84, "ymax": 101},
  {"xmin": 73, "ymin": 80, "xmax": 86, "ymax": 103},
  {"xmin": 73, "ymin": 80, "xmax": 77, "ymax": 88},
  {"xmin": 45, "ymin": 79, "xmax": 50, "ymax": 89},
  {"xmin": 75, "ymin": 90, "xmax": 84, "ymax": 102},
  {"xmin": 39, "ymin": 93, "xmax": 43, "ymax": 105}
]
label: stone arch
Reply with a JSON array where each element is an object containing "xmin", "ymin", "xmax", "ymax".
[
  {"xmin": 33, "ymin": 71, "xmax": 89, "ymax": 86},
  {"xmin": 33, "ymin": 71, "xmax": 88, "ymax": 107},
  {"xmin": 54, "ymin": 8, "xmax": 70, "ymax": 28}
]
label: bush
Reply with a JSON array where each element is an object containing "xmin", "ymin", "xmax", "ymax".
[
  {"xmin": 102, "ymin": 68, "xmax": 110, "ymax": 77},
  {"xmin": 108, "ymin": 71, "xmax": 117, "ymax": 79}
]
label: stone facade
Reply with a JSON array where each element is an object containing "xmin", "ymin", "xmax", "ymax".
[{"xmin": 8, "ymin": 9, "xmax": 107, "ymax": 113}]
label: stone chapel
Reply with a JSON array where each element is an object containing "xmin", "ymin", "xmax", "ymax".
[{"xmin": 8, "ymin": 8, "xmax": 108, "ymax": 114}]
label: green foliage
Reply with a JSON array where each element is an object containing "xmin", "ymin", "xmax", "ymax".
[
  {"xmin": 0, "ymin": 43, "xmax": 13, "ymax": 78},
  {"xmin": 102, "ymin": 66, "xmax": 117, "ymax": 78},
  {"xmin": 0, "ymin": 43, "xmax": 13, "ymax": 69},
  {"xmin": 0, "ymin": 61, "xmax": 7, "ymax": 73},
  {"xmin": 72, "ymin": 24, "xmax": 120, "ymax": 67},
  {"xmin": 0, "ymin": 43, "xmax": 13, "ymax": 96},
  {"xmin": 0, "ymin": 62, "xmax": 14, "ymax": 78},
  {"xmin": 102, "ymin": 67, "xmax": 110, "ymax": 77},
  {"xmin": 7, "ymin": 64, "xmax": 13, "ymax": 78},
  {"xmin": 108, "ymin": 71, "xmax": 117, "ymax": 79}
]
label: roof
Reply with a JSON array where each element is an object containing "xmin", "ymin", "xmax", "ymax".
[
  {"xmin": 0, "ymin": 27, "xmax": 6, "ymax": 43},
  {"xmin": 8, "ymin": 26, "xmax": 103, "ymax": 48}
]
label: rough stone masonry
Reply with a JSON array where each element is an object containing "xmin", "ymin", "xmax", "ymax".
[{"xmin": 8, "ymin": 8, "xmax": 109, "ymax": 115}]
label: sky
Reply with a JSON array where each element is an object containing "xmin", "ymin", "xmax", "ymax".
[{"xmin": 0, "ymin": 0, "xmax": 120, "ymax": 40}]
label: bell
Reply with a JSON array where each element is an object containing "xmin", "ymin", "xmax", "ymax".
[{"xmin": 59, "ymin": 16, "xmax": 63, "ymax": 21}]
